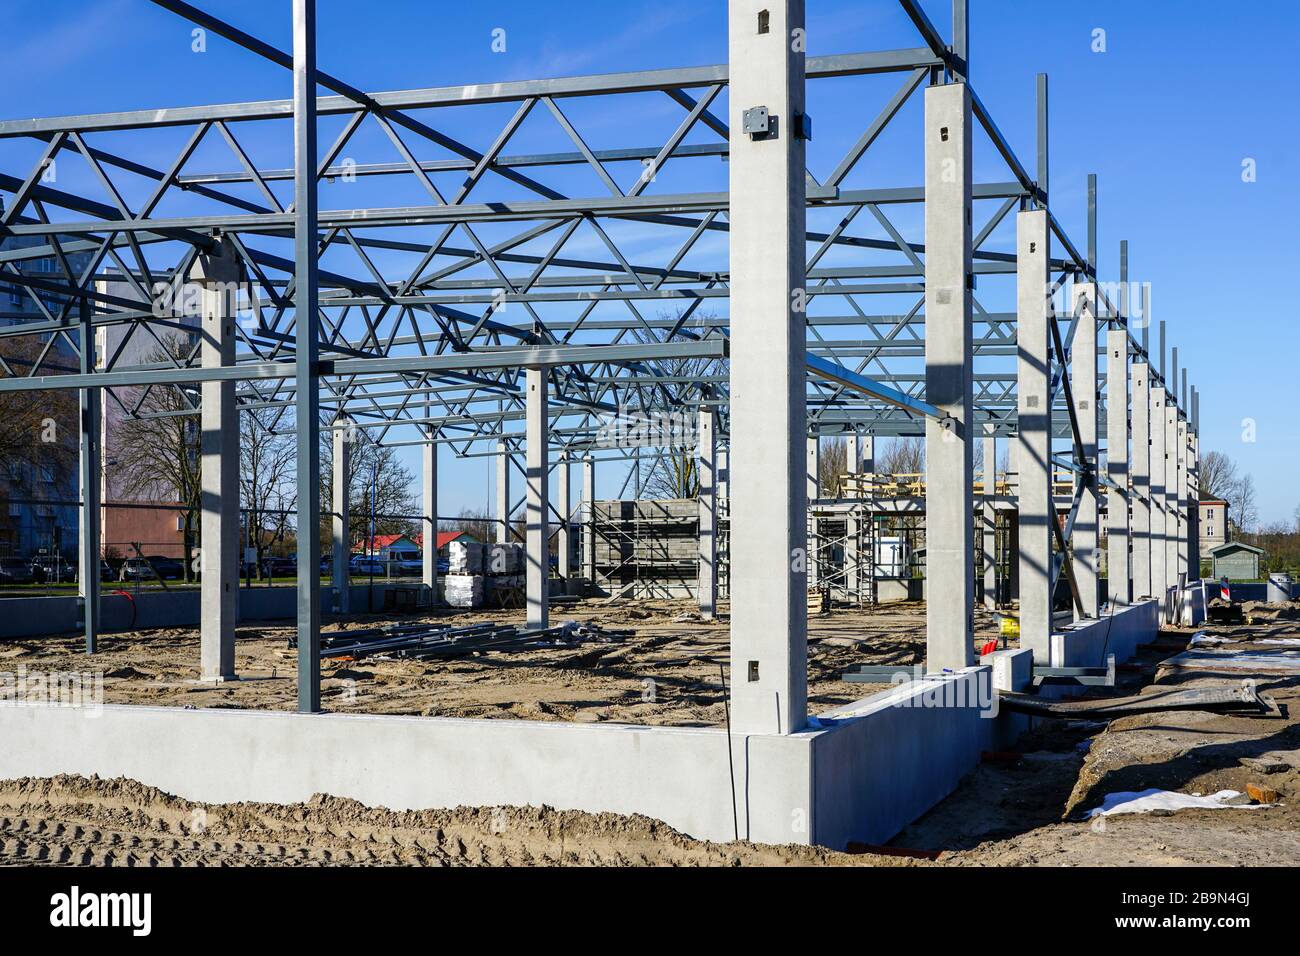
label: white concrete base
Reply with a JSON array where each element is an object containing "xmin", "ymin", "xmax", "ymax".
[
  {"xmin": 0, "ymin": 664, "xmax": 1019, "ymax": 850},
  {"xmin": 1049, "ymin": 599, "xmax": 1159, "ymax": 669}
]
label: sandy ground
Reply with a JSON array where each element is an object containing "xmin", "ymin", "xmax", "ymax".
[
  {"xmin": 0, "ymin": 599, "xmax": 998, "ymax": 725},
  {"xmin": 2, "ymin": 599, "xmax": 1299, "ymax": 866}
]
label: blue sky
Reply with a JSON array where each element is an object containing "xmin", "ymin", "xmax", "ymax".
[{"xmin": 2, "ymin": 1, "xmax": 1296, "ymax": 524}]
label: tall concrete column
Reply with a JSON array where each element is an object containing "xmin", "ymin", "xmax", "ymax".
[
  {"xmin": 496, "ymin": 439, "xmax": 512, "ymax": 544},
  {"xmin": 982, "ymin": 427, "xmax": 997, "ymax": 610},
  {"xmin": 422, "ymin": 430, "xmax": 438, "ymax": 591},
  {"xmin": 727, "ymin": 0, "xmax": 807, "ymax": 735},
  {"xmin": 698, "ymin": 409, "xmax": 717, "ymax": 618},
  {"xmin": 860, "ymin": 434, "xmax": 874, "ymax": 474},
  {"xmin": 1016, "ymin": 209, "xmax": 1052, "ymax": 663},
  {"xmin": 525, "ymin": 368, "xmax": 549, "ymax": 629},
  {"xmin": 1164, "ymin": 395, "xmax": 1179, "ymax": 590},
  {"xmin": 77, "ymin": 298, "xmax": 101, "ymax": 654},
  {"xmin": 1106, "ymin": 328, "xmax": 1130, "ymax": 606},
  {"xmin": 806, "ymin": 436, "xmax": 820, "ymax": 588},
  {"xmin": 1149, "ymin": 386, "xmax": 1168, "ymax": 598},
  {"xmin": 582, "ymin": 455, "xmax": 596, "ymax": 583},
  {"xmin": 1130, "ymin": 361, "xmax": 1151, "ymax": 599},
  {"xmin": 1071, "ymin": 282, "xmax": 1099, "ymax": 620},
  {"xmin": 1176, "ymin": 415, "xmax": 1188, "ymax": 583},
  {"xmin": 193, "ymin": 241, "xmax": 241, "ymax": 682},
  {"xmin": 1188, "ymin": 431, "xmax": 1201, "ymax": 579},
  {"xmin": 332, "ymin": 421, "xmax": 352, "ymax": 613},
  {"xmin": 924, "ymin": 81, "xmax": 974, "ymax": 672},
  {"xmin": 557, "ymin": 451, "xmax": 571, "ymax": 579}
]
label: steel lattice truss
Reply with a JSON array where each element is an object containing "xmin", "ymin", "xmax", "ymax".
[{"xmin": 0, "ymin": 0, "xmax": 1177, "ymax": 482}]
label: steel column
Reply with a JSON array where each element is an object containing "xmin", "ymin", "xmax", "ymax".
[
  {"xmin": 422, "ymin": 429, "xmax": 438, "ymax": 591},
  {"xmin": 293, "ymin": 0, "xmax": 322, "ymax": 713}
]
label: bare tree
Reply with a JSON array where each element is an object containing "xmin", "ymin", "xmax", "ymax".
[
  {"xmin": 440, "ymin": 507, "xmax": 494, "ymax": 544},
  {"xmin": 113, "ymin": 335, "xmax": 202, "ymax": 579},
  {"xmin": 0, "ymin": 335, "xmax": 78, "ymax": 550},
  {"xmin": 239, "ymin": 407, "xmax": 296, "ymax": 571},
  {"xmin": 627, "ymin": 313, "xmax": 725, "ymax": 501},
  {"xmin": 817, "ymin": 437, "xmax": 847, "ymax": 495},
  {"xmin": 1199, "ymin": 450, "xmax": 1238, "ymax": 500},
  {"xmin": 319, "ymin": 431, "xmax": 419, "ymax": 551},
  {"xmin": 877, "ymin": 436, "xmax": 925, "ymax": 475},
  {"xmin": 1235, "ymin": 473, "xmax": 1258, "ymax": 535}
]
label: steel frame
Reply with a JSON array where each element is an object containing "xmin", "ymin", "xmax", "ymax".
[{"xmin": 0, "ymin": 0, "xmax": 1199, "ymax": 708}]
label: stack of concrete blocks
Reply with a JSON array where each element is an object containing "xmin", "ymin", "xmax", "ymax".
[
  {"xmin": 446, "ymin": 540, "xmax": 486, "ymax": 609},
  {"xmin": 486, "ymin": 542, "xmax": 525, "ymax": 600},
  {"xmin": 444, "ymin": 576, "xmax": 484, "ymax": 609},
  {"xmin": 592, "ymin": 499, "xmax": 701, "ymax": 599}
]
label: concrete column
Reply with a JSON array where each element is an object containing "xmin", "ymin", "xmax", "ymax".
[
  {"xmin": 1106, "ymin": 328, "xmax": 1130, "ymax": 606},
  {"xmin": 1149, "ymin": 386, "xmax": 1168, "ymax": 598},
  {"xmin": 860, "ymin": 434, "xmax": 874, "ymax": 474},
  {"xmin": 698, "ymin": 409, "xmax": 717, "ymax": 618},
  {"xmin": 1164, "ymin": 395, "xmax": 1179, "ymax": 590},
  {"xmin": 806, "ymin": 436, "xmax": 820, "ymax": 588},
  {"xmin": 1188, "ymin": 432, "xmax": 1201, "ymax": 579},
  {"xmin": 1016, "ymin": 209, "xmax": 1052, "ymax": 663},
  {"xmin": 557, "ymin": 451, "xmax": 572, "ymax": 579},
  {"xmin": 1071, "ymin": 282, "xmax": 1099, "ymax": 620},
  {"xmin": 727, "ymin": 0, "xmax": 808, "ymax": 735},
  {"xmin": 332, "ymin": 422, "xmax": 353, "ymax": 613},
  {"xmin": 924, "ymin": 81, "xmax": 974, "ymax": 673},
  {"xmin": 77, "ymin": 298, "xmax": 101, "ymax": 654},
  {"xmin": 422, "ymin": 431, "xmax": 438, "ymax": 591},
  {"xmin": 982, "ymin": 427, "xmax": 997, "ymax": 610},
  {"xmin": 1176, "ymin": 415, "xmax": 1188, "ymax": 583},
  {"xmin": 582, "ymin": 455, "xmax": 596, "ymax": 583},
  {"xmin": 525, "ymin": 369, "xmax": 549, "ymax": 629},
  {"xmin": 1129, "ymin": 361, "xmax": 1151, "ymax": 599},
  {"xmin": 193, "ymin": 241, "xmax": 241, "ymax": 682},
  {"xmin": 496, "ymin": 439, "xmax": 512, "ymax": 544}
]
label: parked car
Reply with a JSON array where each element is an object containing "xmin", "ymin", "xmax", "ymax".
[
  {"xmin": 388, "ymin": 548, "xmax": 423, "ymax": 577},
  {"xmin": 100, "ymin": 560, "xmax": 116, "ymax": 583},
  {"xmin": 119, "ymin": 558, "xmax": 157, "ymax": 582},
  {"xmin": 144, "ymin": 556, "xmax": 185, "ymax": 580},
  {"xmin": 349, "ymin": 556, "xmax": 386, "ymax": 577},
  {"xmin": 0, "ymin": 557, "xmax": 36, "ymax": 586},
  {"xmin": 260, "ymin": 556, "xmax": 296, "ymax": 578},
  {"xmin": 30, "ymin": 556, "xmax": 76, "ymax": 584}
]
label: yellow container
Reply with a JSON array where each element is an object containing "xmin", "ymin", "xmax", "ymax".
[{"xmin": 999, "ymin": 616, "xmax": 1020, "ymax": 641}]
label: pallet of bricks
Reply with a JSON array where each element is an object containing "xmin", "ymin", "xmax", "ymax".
[{"xmin": 445, "ymin": 540, "xmax": 524, "ymax": 609}]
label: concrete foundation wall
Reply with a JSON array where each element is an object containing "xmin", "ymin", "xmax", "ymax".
[
  {"xmin": 1049, "ymin": 598, "xmax": 1159, "ymax": 669},
  {"xmin": 809, "ymin": 666, "xmax": 1020, "ymax": 847},
  {"xmin": 0, "ymin": 666, "xmax": 1026, "ymax": 850}
]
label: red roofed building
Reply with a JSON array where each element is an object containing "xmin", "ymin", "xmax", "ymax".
[{"xmin": 354, "ymin": 530, "xmax": 480, "ymax": 558}]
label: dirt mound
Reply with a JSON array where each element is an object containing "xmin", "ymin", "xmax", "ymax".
[{"xmin": 0, "ymin": 775, "xmax": 897, "ymax": 867}]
